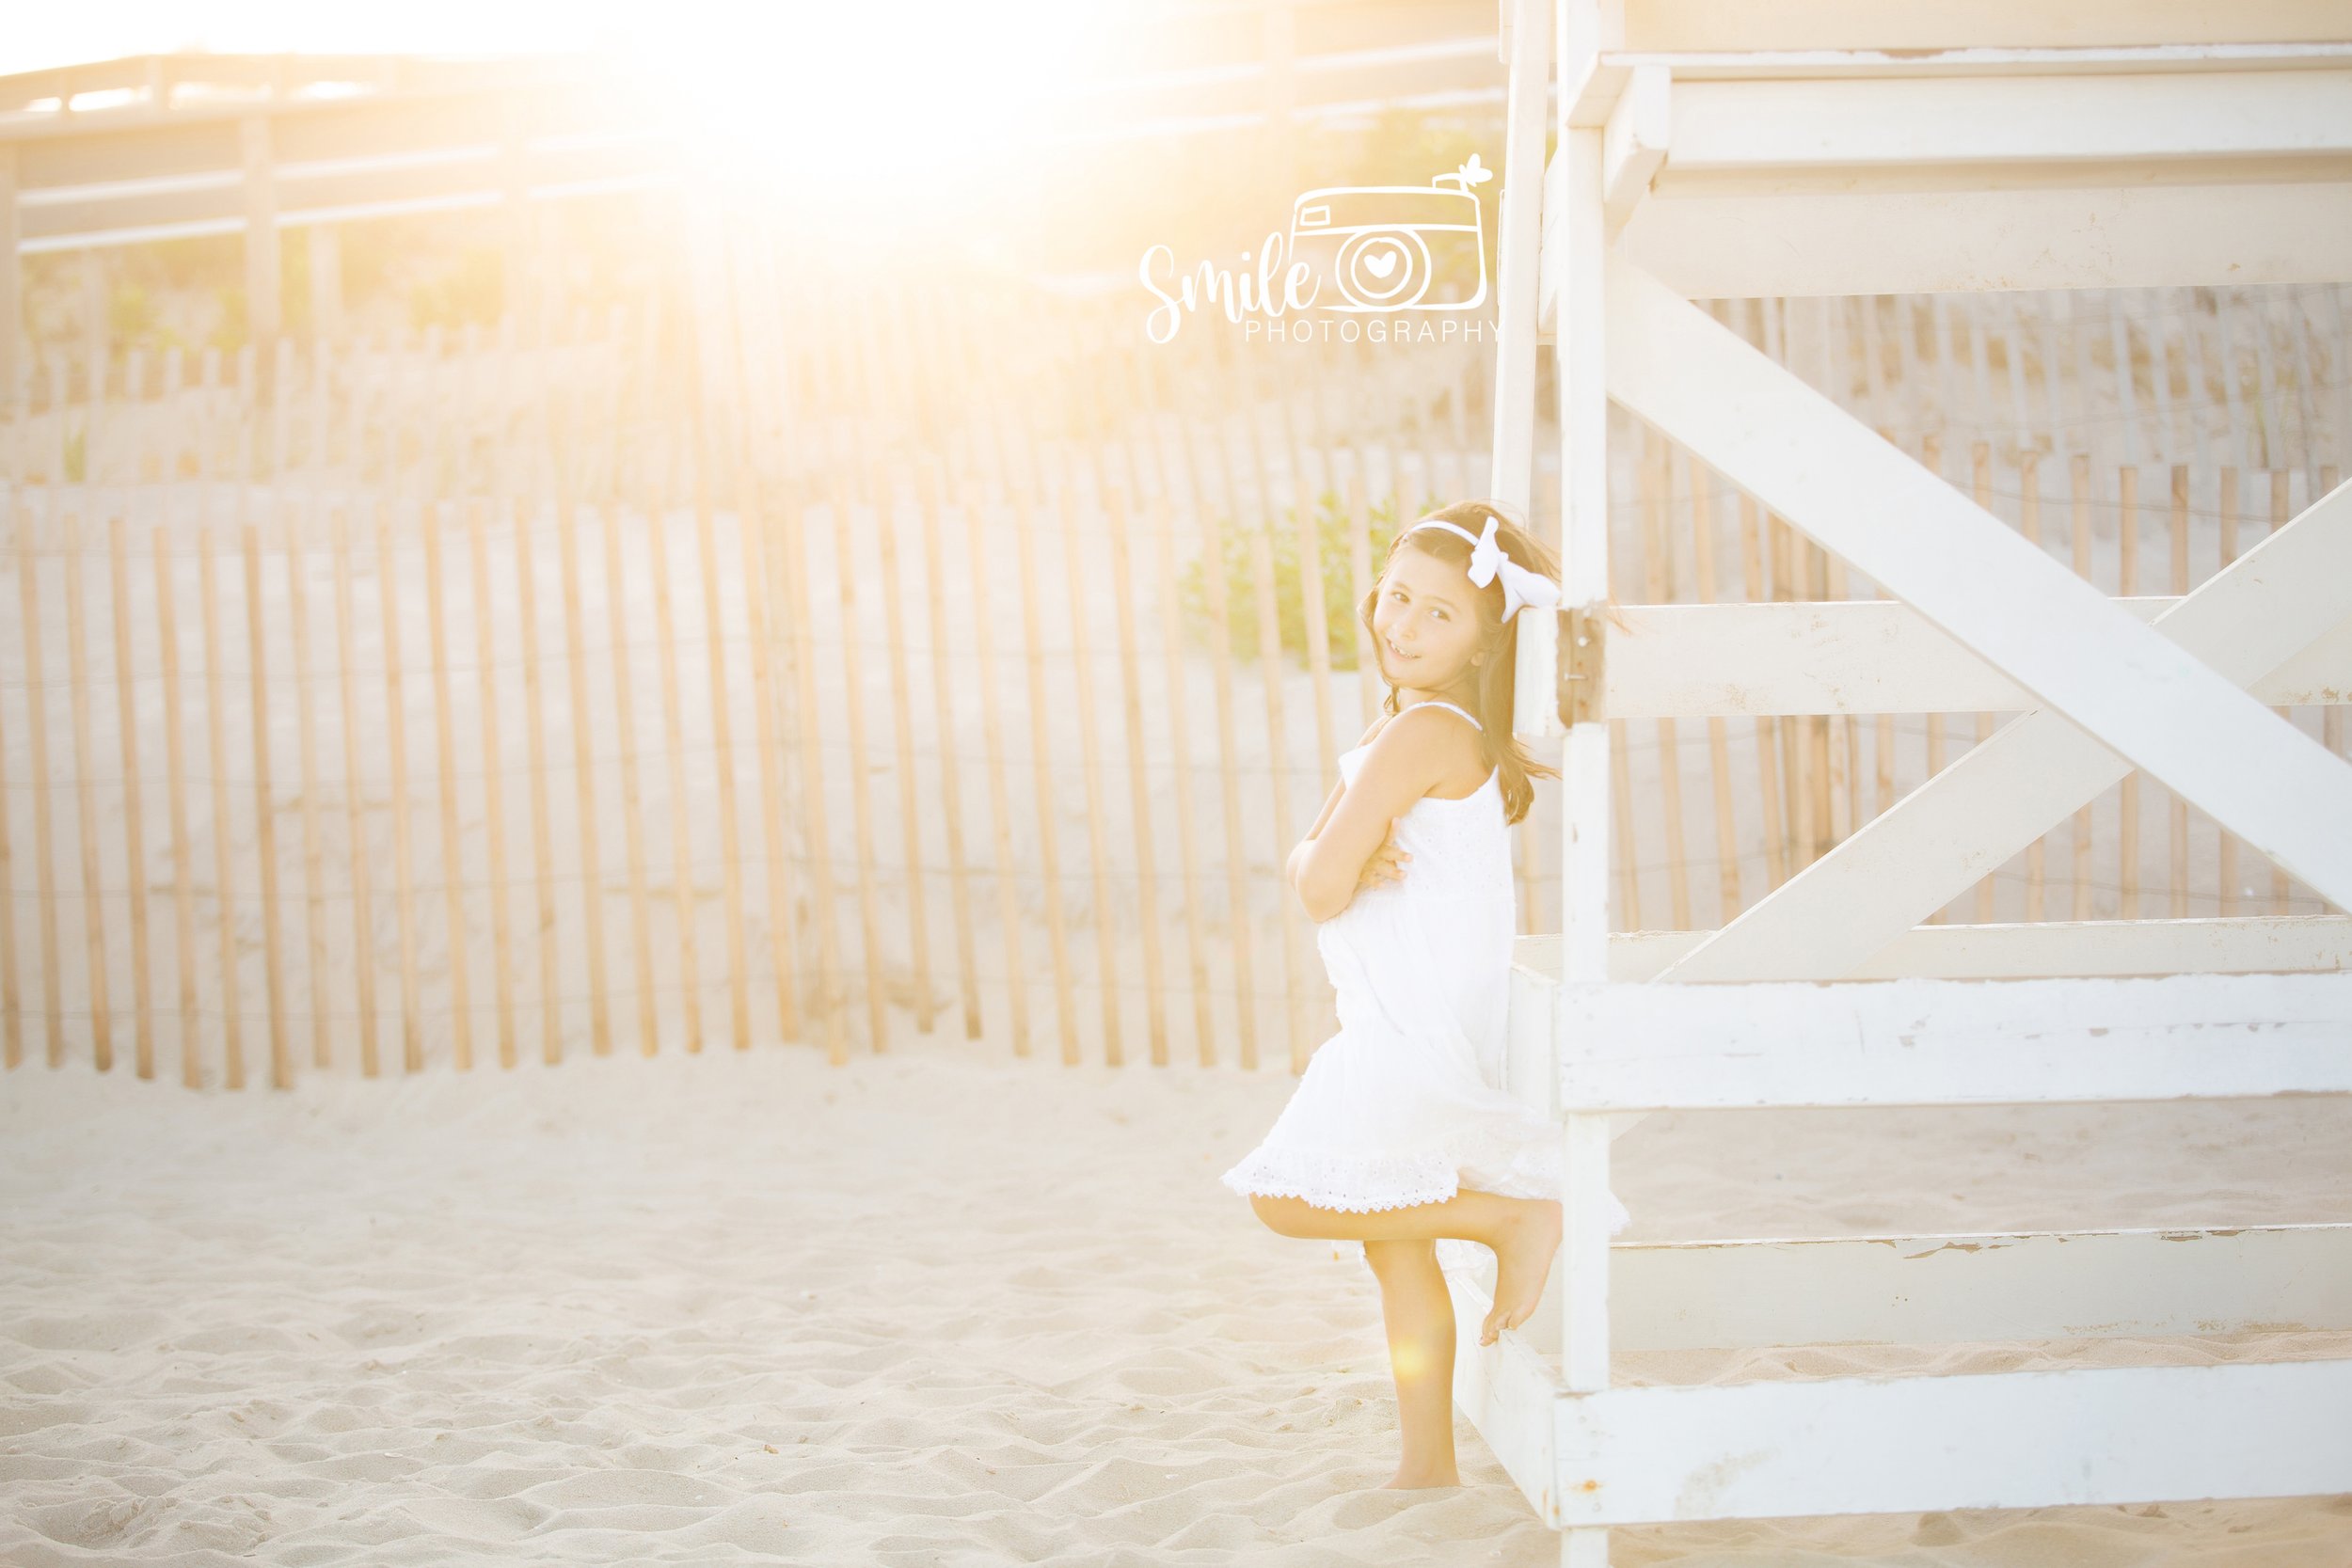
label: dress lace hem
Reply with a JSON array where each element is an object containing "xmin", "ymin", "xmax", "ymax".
[{"xmin": 1217, "ymin": 1148, "xmax": 1463, "ymax": 1213}]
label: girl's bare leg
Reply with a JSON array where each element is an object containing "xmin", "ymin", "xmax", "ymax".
[
  {"xmin": 1248, "ymin": 1187, "xmax": 1563, "ymax": 1346},
  {"xmin": 1363, "ymin": 1239, "xmax": 1459, "ymax": 1488}
]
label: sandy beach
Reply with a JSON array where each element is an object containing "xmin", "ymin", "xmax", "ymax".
[
  {"xmin": 7, "ymin": 3, "xmax": 2351, "ymax": 1561},
  {"xmin": 5, "ymin": 1036, "xmax": 2350, "ymax": 1565}
]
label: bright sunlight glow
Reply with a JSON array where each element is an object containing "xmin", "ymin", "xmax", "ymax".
[{"xmin": 614, "ymin": 1, "xmax": 1116, "ymax": 213}]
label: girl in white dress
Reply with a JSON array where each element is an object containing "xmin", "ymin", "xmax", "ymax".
[{"xmin": 1218, "ymin": 500, "xmax": 1630, "ymax": 1491}]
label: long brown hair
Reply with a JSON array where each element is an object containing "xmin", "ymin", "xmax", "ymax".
[{"xmin": 1358, "ymin": 499, "xmax": 1563, "ymax": 825}]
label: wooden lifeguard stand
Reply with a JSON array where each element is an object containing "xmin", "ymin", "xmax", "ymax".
[{"xmin": 1466, "ymin": 3, "xmax": 2352, "ymax": 1560}]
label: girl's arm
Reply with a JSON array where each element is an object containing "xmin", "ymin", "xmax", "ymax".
[
  {"xmin": 1285, "ymin": 781, "xmax": 1347, "ymax": 893},
  {"xmin": 1285, "ymin": 715, "xmax": 1393, "ymax": 895},
  {"xmin": 1290, "ymin": 711, "xmax": 1454, "ymax": 924}
]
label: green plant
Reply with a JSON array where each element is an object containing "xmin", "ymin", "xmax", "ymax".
[
  {"xmin": 108, "ymin": 282, "xmax": 163, "ymax": 350},
  {"xmin": 1178, "ymin": 487, "xmax": 1409, "ymax": 668}
]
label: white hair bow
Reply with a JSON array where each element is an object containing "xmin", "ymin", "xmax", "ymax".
[{"xmin": 1408, "ymin": 515, "xmax": 1563, "ymax": 623}]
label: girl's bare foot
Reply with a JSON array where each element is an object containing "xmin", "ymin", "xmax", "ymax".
[
  {"xmin": 1380, "ymin": 1463, "xmax": 1462, "ymax": 1489},
  {"xmin": 1478, "ymin": 1197, "xmax": 1562, "ymax": 1346}
]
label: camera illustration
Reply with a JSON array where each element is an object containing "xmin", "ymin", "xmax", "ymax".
[{"xmin": 1285, "ymin": 155, "xmax": 1493, "ymax": 313}]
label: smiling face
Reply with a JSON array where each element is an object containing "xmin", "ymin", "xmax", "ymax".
[{"xmin": 1372, "ymin": 541, "xmax": 1488, "ymax": 694}]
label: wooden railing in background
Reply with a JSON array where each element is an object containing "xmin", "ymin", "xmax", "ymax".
[{"xmin": 2, "ymin": 273, "xmax": 2347, "ymax": 1087}]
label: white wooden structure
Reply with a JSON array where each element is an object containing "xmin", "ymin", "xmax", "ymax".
[{"xmin": 1464, "ymin": 3, "xmax": 2352, "ymax": 1559}]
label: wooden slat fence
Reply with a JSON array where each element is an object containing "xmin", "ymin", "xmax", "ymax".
[{"xmin": 1, "ymin": 265, "xmax": 2347, "ymax": 1085}]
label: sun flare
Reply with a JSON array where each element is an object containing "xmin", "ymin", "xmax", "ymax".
[{"xmin": 612, "ymin": 0, "xmax": 1114, "ymax": 207}]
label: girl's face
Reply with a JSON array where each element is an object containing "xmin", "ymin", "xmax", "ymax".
[{"xmin": 1373, "ymin": 544, "xmax": 1485, "ymax": 691}]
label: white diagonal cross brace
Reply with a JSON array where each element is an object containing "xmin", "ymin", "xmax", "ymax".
[
  {"xmin": 1603, "ymin": 253, "xmax": 2352, "ymax": 933},
  {"xmin": 1656, "ymin": 479, "xmax": 2352, "ymax": 981}
]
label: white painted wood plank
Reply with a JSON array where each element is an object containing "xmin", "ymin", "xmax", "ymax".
[
  {"xmin": 1506, "ymin": 964, "xmax": 1651, "ymax": 1144},
  {"xmin": 1656, "ymin": 477, "xmax": 2352, "ymax": 983},
  {"xmin": 1601, "ymin": 596, "xmax": 2352, "ymax": 718},
  {"xmin": 1487, "ymin": 0, "xmax": 1551, "ymax": 516},
  {"xmin": 1562, "ymin": 1112, "xmax": 1614, "ymax": 1389},
  {"xmin": 1604, "ymin": 44, "xmax": 2352, "ymax": 77},
  {"xmin": 1560, "ymin": 648, "xmax": 1616, "ymax": 979},
  {"xmin": 1549, "ymin": 1359, "xmax": 2352, "ymax": 1525},
  {"xmin": 1534, "ymin": 135, "xmax": 1609, "ymax": 747},
  {"xmin": 1665, "ymin": 71, "xmax": 2352, "ymax": 171},
  {"xmin": 1613, "ymin": 182, "xmax": 2352, "ymax": 297},
  {"xmin": 1535, "ymin": 141, "xmax": 1566, "ymax": 343},
  {"xmin": 1553, "ymin": 129, "xmax": 1608, "ymax": 947},
  {"xmin": 1551, "ymin": 78, "xmax": 1617, "ymax": 1388},
  {"xmin": 1614, "ymin": 4, "xmax": 2352, "ymax": 55},
  {"xmin": 1505, "ymin": 0, "xmax": 1562, "ymax": 737},
  {"xmin": 1505, "ymin": 963, "xmax": 1656, "ymax": 1147},
  {"xmin": 1609, "ymin": 1224, "xmax": 2352, "ymax": 1351},
  {"xmin": 1607, "ymin": 256, "xmax": 2352, "ymax": 917},
  {"xmin": 1504, "ymin": 953, "xmax": 1555, "ymax": 1098},
  {"xmin": 1600, "ymin": 64, "xmax": 1668, "ymax": 236},
  {"xmin": 1559, "ymin": 0, "xmax": 1627, "ymax": 129},
  {"xmin": 1555, "ymin": 971, "xmax": 2352, "ymax": 1111},
  {"xmin": 1444, "ymin": 1311, "xmax": 1568, "ymax": 1517},
  {"xmin": 1521, "ymin": 915, "xmax": 2352, "ymax": 983},
  {"xmin": 2217, "ymin": 575, "xmax": 2352, "ymax": 705}
]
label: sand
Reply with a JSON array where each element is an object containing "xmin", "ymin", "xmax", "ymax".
[{"xmin": 4, "ymin": 1038, "xmax": 2351, "ymax": 1566}]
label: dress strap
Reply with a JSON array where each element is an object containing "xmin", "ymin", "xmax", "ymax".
[{"xmin": 1407, "ymin": 698, "xmax": 1484, "ymax": 733}]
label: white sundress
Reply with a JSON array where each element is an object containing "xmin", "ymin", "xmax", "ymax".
[{"xmin": 1219, "ymin": 699, "xmax": 1631, "ymax": 1282}]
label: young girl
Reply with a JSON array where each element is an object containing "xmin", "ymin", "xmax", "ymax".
[{"xmin": 1219, "ymin": 499, "xmax": 1630, "ymax": 1491}]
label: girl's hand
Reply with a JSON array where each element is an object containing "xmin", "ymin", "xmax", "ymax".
[{"xmin": 1355, "ymin": 820, "xmax": 1411, "ymax": 895}]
